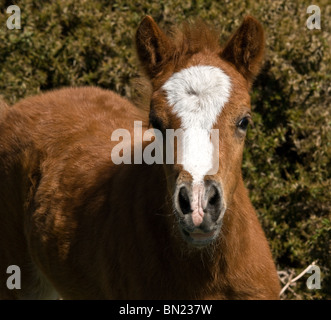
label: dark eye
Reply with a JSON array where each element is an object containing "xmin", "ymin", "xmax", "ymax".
[
  {"xmin": 237, "ymin": 116, "xmax": 250, "ymax": 131},
  {"xmin": 149, "ymin": 111, "xmax": 164, "ymax": 132}
]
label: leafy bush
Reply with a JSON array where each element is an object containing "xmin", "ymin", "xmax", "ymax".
[{"xmin": 0, "ymin": 0, "xmax": 329, "ymax": 299}]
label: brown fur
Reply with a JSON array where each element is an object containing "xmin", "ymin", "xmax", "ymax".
[
  {"xmin": 0, "ymin": 98, "xmax": 9, "ymax": 117},
  {"xmin": 0, "ymin": 16, "xmax": 280, "ymax": 299}
]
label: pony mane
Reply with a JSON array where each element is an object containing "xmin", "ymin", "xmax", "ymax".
[
  {"xmin": 132, "ymin": 19, "xmax": 221, "ymax": 111},
  {"xmin": 170, "ymin": 19, "xmax": 221, "ymax": 64}
]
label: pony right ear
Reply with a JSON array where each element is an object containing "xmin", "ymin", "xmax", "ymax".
[
  {"xmin": 220, "ymin": 16, "xmax": 265, "ymax": 85},
  {"xmin": 135, "ymin": 16, "xmax": 173, "ymax": 78}
]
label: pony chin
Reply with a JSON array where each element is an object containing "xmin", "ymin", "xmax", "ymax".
[{"xmin": 178, "ymin": 222, "xmax": 223, "ymax": 248}]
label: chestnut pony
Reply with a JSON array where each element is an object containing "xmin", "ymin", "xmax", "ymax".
[{"xmin": 0, "ymin": 16, "xmax": 280, "ymax": 299}]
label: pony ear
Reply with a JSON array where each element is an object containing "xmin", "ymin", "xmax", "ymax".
[
  {"xmin": 221, "ymin": 16, "xmax": 265, "ymax": 85},
  {"xmin": 135, "ymin": 16, "xmax": 173, "ymax": 78}
]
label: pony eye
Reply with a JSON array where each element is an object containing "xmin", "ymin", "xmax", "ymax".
[
  {"xmin": 237, "ymin": 116, "xmax": 250, "ymax": 131},
  {"xmin": 149, "ymin": 112, "xmax": 164, "ymax": 132}
]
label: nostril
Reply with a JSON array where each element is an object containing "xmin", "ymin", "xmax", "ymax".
[
  {"xmin": 178, "ymin": 187, "xmax": 192, "ymax": 215},
  {"xmin": 207, "ymin": 186, "xmax": 220, "ymax": 208}
]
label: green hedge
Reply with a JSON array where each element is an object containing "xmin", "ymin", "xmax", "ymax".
[{"xmin": 0, "ymin": 0, "xmax": 330, "ymax": 299}]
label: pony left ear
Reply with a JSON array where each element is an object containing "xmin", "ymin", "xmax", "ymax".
[
  {"xmin": 135, "ymin": 16, "xmax": 173, "ymax": 79},
  {"xmin": 221, "ymin": 16, "xmax": 265, "ymax": 85}
]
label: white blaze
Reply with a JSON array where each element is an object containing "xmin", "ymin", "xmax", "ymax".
[{"xmin": 162, "ymin": 65, "xmax": 231, "ymax": 183}]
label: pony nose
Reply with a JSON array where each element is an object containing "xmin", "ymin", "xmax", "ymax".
[
  {"xmin": 176, "ymin": 181, "xmax": 222, "ymax": 227},
  {"xmin": 178, "ymin": 185, "xmax": 192, "ymax": 215},
  {"xmin": 204, "ymin": 181, "xmax": 222, "ymax": 222}
]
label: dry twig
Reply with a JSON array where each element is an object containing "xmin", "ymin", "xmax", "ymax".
[{"xmin": 279, "ymin": 261, "xmax": 317, "ymax": 297}]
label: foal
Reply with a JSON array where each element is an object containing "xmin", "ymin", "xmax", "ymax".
[{"xmin": 0, "ymin": 16, "xmax": 280, "ymax": 299}]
